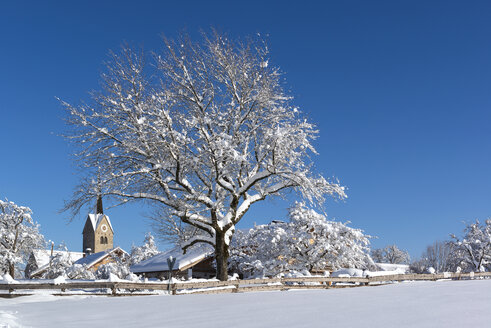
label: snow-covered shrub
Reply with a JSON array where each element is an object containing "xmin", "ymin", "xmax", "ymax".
[
  {"xmin": 129, "ymin": 233, "xmax": 159, "ymax": 266},
  {"xmin": 409, "ymin": 258, "xmax": 428, "ymax": 274},
  {"xmin": 0, "ymin": 199, "xmax": 46, "ymax": 277},
  {"xmin": 230, "ymin": 203, "xmax": 373, "ymax": 277},
  {"xmin": 96, "ymin": 255, "xmax": 137, "ymax": 281},
  {"xmin": 66, "ymin": 264, "xmax": 96, "ymax": 280}
]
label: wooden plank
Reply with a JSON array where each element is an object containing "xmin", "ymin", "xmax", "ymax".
[
  {"xmin": 281, "ymin": 276, "xmax": 368, "ymax": 283},
  {"xmin": 174, "ymin": 280, "xmax": 235, "ymax": 289},
  {"xmin": 177, "ymin": 287, "xmax": 236, "ymax": 295},
  {"xmin": 238, "ymin": 278, "xmax": 282, "ymax": 285},
  {"xmin": 113, "ymin": 282, "xmax": 168, "ymax": 290},
  {"xmin": 238, "ymin": 285, "xmax": 285, "ymax": 293}
]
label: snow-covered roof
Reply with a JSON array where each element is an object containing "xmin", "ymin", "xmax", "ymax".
[
  {"xmin": 130, "ymin": 244, "xmax": 214, "ymax": 273},
  {"xmin": 31, "ymin": 249, "xmax": 84, "ymax": 267},
  {"xmin": 87, "ymin": 213, "xmax": 113, "ymax": 232},
  {"xmin": 375, "ymin": 263, "xmax": 409, "ymax": 273},
  {"xmin": 29, "ymin": 249, "xmax": 84, "ymax": 277},
  {"xmin": 74, "ymin": 247, "xmax": 127, "ymax": 268}
]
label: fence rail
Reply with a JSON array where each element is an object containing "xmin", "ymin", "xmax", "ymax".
[{"xmin": 1, "ymin": 272, "xmax": 490, "ymax": 297}]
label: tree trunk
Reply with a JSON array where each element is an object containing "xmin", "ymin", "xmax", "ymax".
[
  {"xmin": 215, "ymin": 231, "xmax": 229, "ymax": 281},
  {"xmin": 8, "ymin": 263, "xmax": 15, "ymax": 278}
]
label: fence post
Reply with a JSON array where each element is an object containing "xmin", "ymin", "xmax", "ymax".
[
  {"xmin": 232, "ymin": 281, "xmax": 240, "ymax": 293},
  {"xmin": 111, "ymin": 283, "xmax": 117, "ymax": 296},
  {"xmin": 280, "ymin": 277, "xmax": 286, "ymax": 291}
]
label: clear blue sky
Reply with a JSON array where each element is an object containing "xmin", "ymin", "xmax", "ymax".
[{"xmin": 1, "ymin": 1, "xmax": 491, "ymax": 259}]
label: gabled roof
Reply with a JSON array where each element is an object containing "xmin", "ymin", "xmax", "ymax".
[
  {"xmin": 74, "ymin": 247, "xmax": 127, "ymax": 268},
  {"xmin": 130, "ymin": 244, "xmax": 214, "ymax": 273},
  {"xmin": 86, "ymin": 213, "xmax": 113, "ymax": 233},
  {"xmin": 29, "ymin": 249, "xmax": 84, "ymax": 278}
]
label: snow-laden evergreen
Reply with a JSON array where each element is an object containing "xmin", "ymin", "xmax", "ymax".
[
  {"xmin": 230, "ymin": 203, "xmax": 372, "ymax": 277},
  {"xmin": 129, "ymin": 233, "xmax": 159, "ymax": 266},
  {"xmin": 0, "ymin": 199, "xmax": 45, "ymax": 278},
  {"xmin": 62, "ymin": 32, "xmax": 346, "ymax": 280}
]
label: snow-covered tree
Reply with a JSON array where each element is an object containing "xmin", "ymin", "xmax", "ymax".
[
  {"xmin": 424, "ymin": 241, "xmax": 455, "ymax": 273},
  {"xmin": 0, "ymin": 199, "xmax": 46, "ymax": 277},
  {"xmin": 230, "ymin": 203, "xmax": 372, "ymax": 277},
  {"xmin": 62, "ymin": 32, "xmax": 346, "ymax": 280},
  {"xmin": 288, "ymin": 204, "xmax": 372, "ymax": 272},
  {"xmin": 410, "ymin": 241, "xmax": 456, "ymax": 274},
  {"xmin": 41, "ymin": 246, "xmax": 74, "ymax": 279},
  {"xmin": 370, "ymin": 248, "xmax": 385, "ymax": 263},
  {"xmin": 130, "ymin": 232, "xmax": 160, "ymax": 265},
  {"xmin": 96, "ymin": 257, "xmax": 133, "ymax": 280},
  {"xmin": 451, "ymin": 219, "xmax": 491, "ymax": 272},
  {"xmin": 371, "ymin": 244, "xmax": 410, "ymax": 264}
]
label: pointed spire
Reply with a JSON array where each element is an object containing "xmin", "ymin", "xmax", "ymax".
[{"xmin": 96, "ymin": 195, "xmax": 104, "ymax": 214}]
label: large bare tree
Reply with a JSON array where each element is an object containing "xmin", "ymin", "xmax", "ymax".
[{"xmin": 62, "ymin": 32, "xmax": 345, "ymax": 280}]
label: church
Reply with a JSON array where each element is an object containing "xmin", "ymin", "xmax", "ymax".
[{"xmin": 82, "ymin": 195, "xmax": 114, "ymax": 254}]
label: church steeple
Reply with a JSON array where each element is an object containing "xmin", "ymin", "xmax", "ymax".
[{"xmin": 96, "ymin": 195, "xmax": 104, "ymax": 215}]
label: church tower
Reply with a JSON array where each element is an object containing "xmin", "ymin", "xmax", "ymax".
[{"xmin": 82, "ymin": 196, "xmax": 114, "ymax": 254}]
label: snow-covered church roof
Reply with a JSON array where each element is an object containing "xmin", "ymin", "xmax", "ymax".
[
  {"xmin": 85, "ymin": 195, "xmax": 113, "ymax": 232},
  {"xmin": 87, "ymin": 213, "xmax": 113, "ymax": 232},
  {"xmin": 131, "ymin": 244, "xmax": 214, "ymax": 273}
]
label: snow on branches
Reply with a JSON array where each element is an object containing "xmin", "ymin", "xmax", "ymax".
[
  {"xmin": 230, "ymin": 203, "xmax": 372, "ymax": 277},
  {"xmin": 451, "ymin": 219, "xmax": 491, "ymax": 272},
  {"xmin": 62, "ymin": 32, "xmax": 346, "ymax": 280},
  {"xmin": 129, "ymin": 232, "xmax": 160, "ymax": 266},
  {"xmin": 371, "ymin": 244, "xmax": 410, "ymax": 265},
  {"xmin": 0, "ymin": 199, "xmax": 45, "ymax": 278}
]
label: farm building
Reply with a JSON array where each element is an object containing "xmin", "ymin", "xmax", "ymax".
[
  {"xmin": 25, "ymin": 249, "xmax": 84, "ymax": 278},
  {"xmin": 74, "ymin": 247, "xmax": 128, "ymax": 271},
  {"xmin": 131, "ymin": 244, "xmax": 215, "ymax": 279}
]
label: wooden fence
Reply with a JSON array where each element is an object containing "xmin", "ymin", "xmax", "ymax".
[{"xmin": 1, "ymin": 272, "xmax": 490, "ymax": 297}]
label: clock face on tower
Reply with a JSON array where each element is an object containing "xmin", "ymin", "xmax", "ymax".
[{"xmin": 101, "ymin": 224, "xmax": 108, "ymax": 232}]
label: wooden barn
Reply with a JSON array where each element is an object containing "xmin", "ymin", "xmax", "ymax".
[
  {"xmin": 130, "ymin": 244, "xmax": 215, "ymax": 280},
  {"xmin": 25, "ymin": 249, "xmax": 84, "ymax": 279},
  {"xmin": 74, "ymin": 247, "xmax": 128, "ymax": 271}
]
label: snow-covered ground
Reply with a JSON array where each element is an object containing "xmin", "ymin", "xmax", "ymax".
[{"xmin": 1, "ymin": 280, "xmax": 490, "ymax": 327}]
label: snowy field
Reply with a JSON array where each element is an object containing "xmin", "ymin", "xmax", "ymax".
[{"xmin": 1, "ymin": 280, "xmax": 490, "ymax": 328}]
